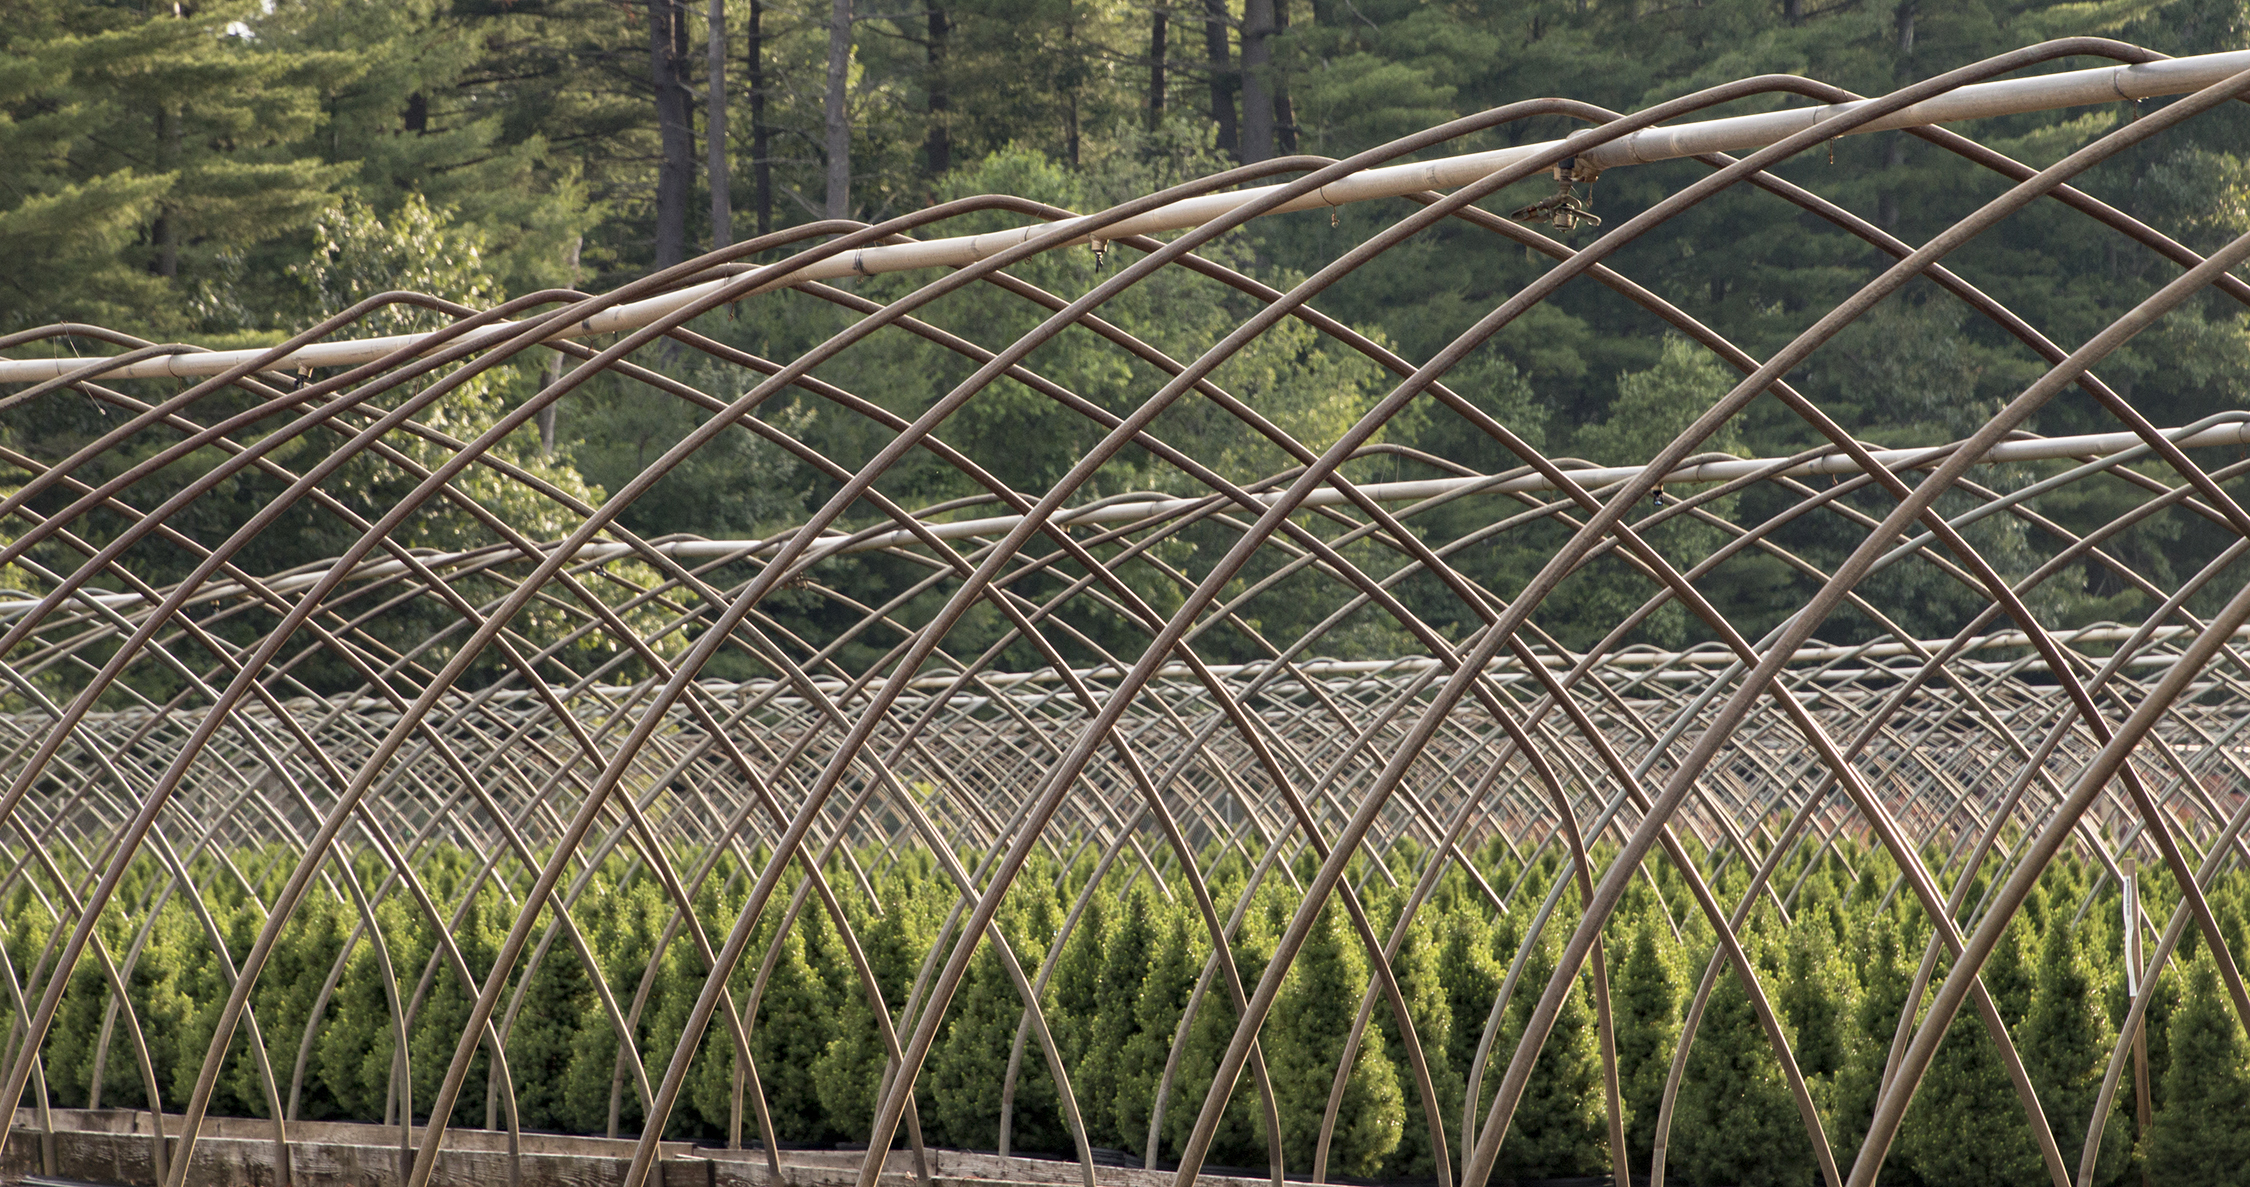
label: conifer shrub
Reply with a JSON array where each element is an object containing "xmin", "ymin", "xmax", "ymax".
[
  {"xmin": 1372, "ymin": 886, "xmax": 1456, "ymax": 1179},
  {"xmin": 1614, "ymin": 914, "xmax": 1685, "ymax": 1170},
  {"xmin": 1669, "ymin": 913, "xmax": 1820, "ymax": 1187},
  {"xmin": 0, "ymin": 839, "xmax": 2238, "ymax": 1186},
  {"xmin": 2143, "ymin": 951, "xmax": 2250, "ymax": 1187}
]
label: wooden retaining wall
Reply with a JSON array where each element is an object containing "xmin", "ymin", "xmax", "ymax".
[{"xmin": 0, "ymin": 1111, "xmax": 1279, "ymax": 1187}]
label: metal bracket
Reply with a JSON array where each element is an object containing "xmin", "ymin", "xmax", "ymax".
[{"xmin": 1509, "ymin": 157, "xmax": 1603, "ymax": 232}]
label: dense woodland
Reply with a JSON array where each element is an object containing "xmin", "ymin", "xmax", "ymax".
[
  {"xmin": 12, "ymin": 0, "xmax": 2250, "ymax": 677},
  {"xmin": 8, "ymin": 839, "xmax": 2250, "ymax": 1185},
  {"xmin": 4, "ymin": 0, "xmax": 2250, "ymax": 651}
]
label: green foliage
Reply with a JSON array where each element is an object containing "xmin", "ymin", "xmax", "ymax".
[
  {"xmin": 812, "ymin": 860, "xmax": 941, "ymax": 1139},
  {"xmin": 1164, "ymin": 875, "xmax": 1285, "ymax": 1169},
  {"xmin": 1779, "ymin": 903, "xmax": 1860, "ymax": 1096},
  {"xmin": 275, "ymin": 192, "xmax": 499, "ymax": 336},
  {"xmin": 1373, "ymin": 889, "xmax": 1455, "ymax": 1179},
  {"xmin": 1896, "ymin": 927, "xmax": 2046, "ymax": 1187},
  {"xmin": 507, "ymin": 914, "xmax": 599, "ymax": 1134},
  {"xmin": 1573, "ymin": 336, "xmax": 1743, "ymax": 468},
  {"xmin": 1268, "ymin": 897, "xmax": 1403, "ymax": 1177},
  {"xmin": 5, "ymin": 839, "xmax": 2247, "ymax": 1187},
  {"xmin": 1615, "ymin": 915, "xmax": 1685, "ymax": 1169},
  {"xmin": 1669, "ymin": 915, "xmax": 1821, "ymax": 1187},
  {"xmin": 923, "ymin": 864, "xmax": 1064, "ymax": 1152},
  {"xmin": 1434, "ymin": 896, "xmax": 1505, "ymax": 1146},
  {"xmin": 14, "ymin": 0, "xmax": 2250, "ymax": 694},
  {"xmin": 1053, "ymin": 881, "xmax": 1150, "ymax": 1151},
  {"xmin": 1488, "ymin": 908, "xmax": 1606, "ymax": 1182},
  {"xmin": 1114, "ymin": 888, "xmax": 1199, "ymax": 1157},
  {"xmin": 2022, "ymin": 918, "xmax": 2131, "ymax": 1187},
  {"xmin": 747, "ymin": 892, "xmax": 845, "ymax": 1143},
  {"xmin": 2143, "ymin": 951, "xmax": 2250, "ymax": 1187},
  {"xmin": 1833, "ymin": 912, "xmax": 1921, "ymax": 1185},
  {"xmin": 0, "ymin": 0, "xmax": 350, "ymax": 334}
]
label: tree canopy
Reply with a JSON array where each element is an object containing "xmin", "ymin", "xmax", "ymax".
[{"xmin": 9, "ymin": 0, "xmax": 2250, "ymax": 663}]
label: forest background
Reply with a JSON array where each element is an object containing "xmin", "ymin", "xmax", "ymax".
[{"xmin": 11, "ymin": 0, "xmax": 2250, "ymax": 661}]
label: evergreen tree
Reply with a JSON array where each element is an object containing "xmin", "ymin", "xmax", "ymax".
[
  {"xmin": 42, "ymin": 905, "xmax": 128, "ymax": 1111},
  {"xmin": 1833, "ymin": 911, "xmax": 1921, "ymax": 1186},
  {"xmin": 2108, "ymin": 920, "xmax": 2183, "ymax": 1149},
  {"xmin": 0, "ymin": 0, "xmax": 349, "ymax": 334},
  {"xmin": 2022, "ymin": 917, "xmax": 2131, "ymax": 1187},
  {"xmin": 1615, "ymin": 915, "xmax": 1685, "ymax": 1172},
  {"xmin": 765, "ymin": 899, "xmax": 850, "ymax": 1142},
  {"xmin": 1778, "ymin": 898, "xmax": 1861, "ymax": 1169},
  {"xmin": 257, "ymin": 0, "xmax": 587, "ymax": 295},
  {"xmin": 507, "ymin": 919, "xmax": 599, "ymax": 1134},
  {"xmin": 1070, "ymin": 881, "xmax": 1158, "ymax": 1151},
  {"xmin": 1895, "ymin": 924, "xmax": 2044, "ymax": 1187},
  {"xmin": 16, "ymin": 839, "xmax": 2250, "ymax": 1179},
  {"xmin": 1267, "ymin": 897, "xmax": 1405, "ymax": 1178},
  {"xmin": 1670, "ymin": 916, "xmax": 1819, "ymax": 1187},
  {"xmin": 1165, "ymin": 878, "xmax": 1285, "ymax": 1171},
  {"xmin": 747, "ymin": 889, "xmax": 846, "ymax": 1144},
  {"xmin": 1489, "ymin": 913, "xmax": 1606, "ymax": 1182},
  {"xmin": 1373, "ymin": 889, "xmax": 1455, "ymax": 1179},
  {"xmin": 925, "ymin": 870, "xmax": 1063, "ymax": 1153},
  {"xmin": 2143, "ymin": 951, "xmax": 2250, "ymax": 1187},
  {"xmin": 1049, "ymin": 886, "xmax": 1112, "ymax": 1141},
  {"xmin": 315, "ymin": 893, "xmax": 423, "ymax": 1125},
  {"xmin": 404, "ymin": 882, "xmax": 511, "ymax": 1128},
  {"xmin": 813, "ymin": 865, "xmax": 941, "ymax": 1141},
  {"xmin": 1435, "ymin": 896, "xmax": 1504, "ymax": 1144},
  {"xmin": 1115, "ymin": 890, "xmax": 1200, "ymax": 1160},
  {"xmin": 561, "ymin": 878, "xmax": 671, "ymax": 1136}
]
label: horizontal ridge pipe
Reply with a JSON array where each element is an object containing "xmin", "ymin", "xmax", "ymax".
[
  {"xmin": 7, "ymin": 415, "xmax": 2241, "ymax": 620},
  {"xmin": 4, "ymin": 49, "xmax": 2246, "ymax": 385}
]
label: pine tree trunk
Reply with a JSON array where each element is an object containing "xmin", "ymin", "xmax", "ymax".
[
  {"xmin": 1239, "ymin": 0, "xmax": 1273, "ymax": 162},
  {"xmin": 824, "ymin": 0, "xmax": 853, "ymax": 220},
  {"xmin": 749, "ymin": 0, "xmax": 772, "ymax": 235},
  {"xmin": 1204, "ymin": 0, "xmax": 1236, "ymax": 159},
  {"xmin": 1148, "ymin": 8, "xmax": 1167, "ymax": 128},
  {"xmin": 707, "ymin": 0, "xmax": 731, "ymax": 249},
  {"xmin": 676, "ymin": 7, "xmax": 696, "ymax": 178},
  {"xmin": 1273, "ymin": 0, "xmax": 1295, "ymax": 154},
  {"xmin": 1064, "ymin": 24, "xmax": 1081, "ymax": 166},
  {"xmin": 649, "ymin": 0, "xmax": 692, "ymax": 268},
  {"xmin": 538, "ymin": 236, "xmax": 583, "ymax": 458},
  {"xmin": 153, "ymin": 104, "xmax": 179, "ymax": 278},
  {"xmin": 925, "ymin": 3, "xmax": 951, "ymax": 180}
]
